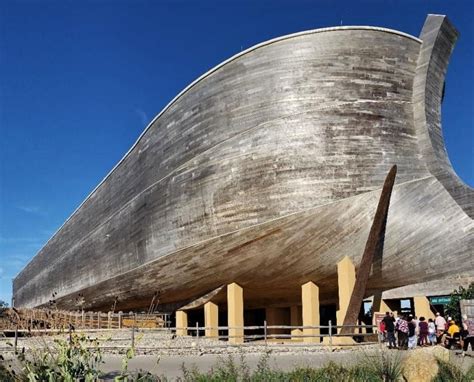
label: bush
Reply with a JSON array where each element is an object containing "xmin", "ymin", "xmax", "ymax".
[
  {"xmin": 445, "ymin": 283, "xmax": 474, "ymax": 323},
  {"xmin": 432, "ymin": 358, "xmax": 474, "ymax": 382},
  {"xmin": 2, "ymin": 334, "xmax": 103, "ymax": 381}
]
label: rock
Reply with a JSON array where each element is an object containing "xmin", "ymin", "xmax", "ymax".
[{"xmin": 402, "ymin": 347, "xmax": 448, "ymax": 382}]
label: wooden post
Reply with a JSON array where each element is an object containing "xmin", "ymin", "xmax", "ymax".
[
  {"xmin": 264, "ymin": 320, "xmax": 268, "ymax": 346},
  {"xmin": 97, "ymin": 312, "xmax": 101, "ymax": 329},
  {"xmin": 14, "ymin": 327, "xmax": 18, "ymax": 354},
  {"xmin": 118, "ymin": 311, "xmax": 122, "ymax": 329},
  {"xmin": 131, "ymin": 326, "xmax": 135, "ymax": 348},
  {"xmin": 329, "ymin": 320, "xmax": 333, "ymax": 351}
]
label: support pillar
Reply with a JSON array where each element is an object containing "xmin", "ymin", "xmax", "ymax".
[
  {"xmin": 176, "ymin": 310, "xmax": 188, "ymax": 336},
  {"xmin": 302, "ymin": 281, "xmax": 320, "ymax": 343},
  {"xmin": 204, "ymin": 301, "xmax": 219, "ymax": 339},
  {"xmin": 413, "ymin": 296, "xmax": 434, "ymax": 320},
  {"xmin": 227, "ymin": 283, "xmax": 244, "ymax": 344},
  {"xmin": 266, "ymin": 307, "xmax": 290, "ymax": 336},
  {"xmin": 290, "ymin": 305, "xmax": 303, "ymax": 340},
  {"xmin": 336, "ymin": 256, "xmax": 356, "ymax": 330}
]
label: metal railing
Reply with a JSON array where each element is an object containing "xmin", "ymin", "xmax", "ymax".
[
  {"xmin": 173, "ymin": 321, "xmax": 378, "ymax": 344},
  {"xmin": 1, "ymin": 321, "xmax": 379, "ymax": 354}
]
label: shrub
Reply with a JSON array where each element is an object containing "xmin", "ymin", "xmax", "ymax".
[
  {"xmin": 445, "ymin": 283, "xmax": 474, "ymax": 323},
  {"xmin": 4, "ymin": 334, "xmax": 103, "ymax": 381},
  {"xmin": 432, "ymin": 358, "xmax": 474, "ymax": 382}
]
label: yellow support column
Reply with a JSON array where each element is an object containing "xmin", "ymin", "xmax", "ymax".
[
  {"xmin": 302, "ymin": 281, "xmax": 320, "ymax": 343},
  {"xmin": 204, "ymin": 301, "xmax": 219, "ymax": 339},
  {"xmin": 336, "ymin": 256, "xmax": 356, "ymax": 330},
  {"xmin": 379, "ymin": 299, "xmax": 391, "ymax": 313},
  {"xmin": 413, "ymin": 296, "xmax": 434, "ymax": 320},
  {"xmin": 290, "ymin": 305, "xmax": 303, "ymax": 341},
  {"xmin": 176, "ymin": 310, "xmax": 188, "ymax": 336},
  {"xmin": 227, "ymin": 283, "xmax": 244, "ymax": 344}
]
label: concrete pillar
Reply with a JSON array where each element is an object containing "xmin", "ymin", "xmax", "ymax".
[
  {"xmin": 204, "ymin": 301, "xmax": 219, "ymax": 338},
  {"xmin": 302, "ymin": 281, "xmax": 320, "ymax": 343},
  {"xmin": 266, "ymin": 307, "xmax": 290, "ymax": 336},
  {"xmin": 336, "ymin": 256, "xmax": 356, "ymax": 329},
  {"xmin": 176, "ymin": 310, "xmax": 188, "ymax": 336},
  {"xmin": 379, "ymin": 299, "xmax": 391, "ymax": 313},
  {"xmin": 290, "ymin": 305, "xmax": 303, "ymax": 340},
  {"xmin": 227, "ymin": 283, "xmax": 244, "ymax": 344},
  {"xmin": 413, "ymin": 296, "xmax": 434, "ymax": 320}
]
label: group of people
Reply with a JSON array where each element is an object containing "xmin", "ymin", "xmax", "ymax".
[{"xmin": 379, "ymin": 311, "xmax": 474, "ymax": 356}]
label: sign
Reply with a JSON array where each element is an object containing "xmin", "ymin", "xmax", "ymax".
[
  {"xmin": 373, "ymin": 312, "xmax": 386, "ymax": 330},
  {"xmin": 430, "ymin": 296, "xmax": 451, "ymax": 305}
]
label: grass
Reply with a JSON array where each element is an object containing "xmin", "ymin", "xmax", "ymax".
[{"xmin": 180, "ymin": 349, "xmax": 404, "ymax": 381}]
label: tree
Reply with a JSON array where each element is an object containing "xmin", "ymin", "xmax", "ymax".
[
  {"xmin": 0, "ymin": 299, "xmax": 8, "ymax": 308},
  {"xmin": 445, "ymin": 283, "xmax": 474, "ymax": 322}
]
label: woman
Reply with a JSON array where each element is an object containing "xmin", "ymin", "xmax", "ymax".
[
  {"xmin": 428, "ymin": 318, "xmax": 436, "ymax": 345},
  {"xmin": 418, "ymin": 316, "xmax": 429, "ymax": 346},
  {"xmin": 407, "ymin": 316, "xmax": 417, "ymax": 349}
]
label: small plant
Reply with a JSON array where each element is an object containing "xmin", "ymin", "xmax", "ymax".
[
  {"xmin": 1, "ymin": 333, "xmax": 103, "ymax": 381},
  {"xmin": 360, "ymin": 349, "xmax": 404, "ymax": 382},
  {"xmin": 432, "ymin": 358, "xmax": 474, "ymax": 382},
  {"xmin": 23, "ymin": 334, "xmax": 103, "ymax": 381}
]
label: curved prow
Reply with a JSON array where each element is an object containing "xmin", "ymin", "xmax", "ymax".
[{"xmin": 413, "ymin": 14, "xmax": 474, "ymax": 218}]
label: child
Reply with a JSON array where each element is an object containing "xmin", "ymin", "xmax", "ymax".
[{"xmin": 379, "ymin": 319, "xmax": 386, "ymax": 344}]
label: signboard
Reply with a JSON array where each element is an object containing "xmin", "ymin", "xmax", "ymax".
[
  {"xmin": 373, "ymin": 312, "xmax": 386, "ymax": 330},
  {"xmin": 430, "ymin": 296, "xmax": 451, "ymax": 305}
]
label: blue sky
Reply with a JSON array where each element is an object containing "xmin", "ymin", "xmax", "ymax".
[{"xmin": 0, "ymin": 0, "xmax": 472, "ymax": 305}]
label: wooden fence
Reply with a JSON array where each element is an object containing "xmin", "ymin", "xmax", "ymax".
[{"xmin": 0, "ymin": 308, "xmax": 170, "ymax": 331}]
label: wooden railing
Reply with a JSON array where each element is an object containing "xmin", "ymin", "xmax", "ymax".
[{"xmin": 0, "ymin": 308, "xmax": 170, "ymax": 331}]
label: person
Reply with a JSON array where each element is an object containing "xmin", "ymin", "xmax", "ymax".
[
  {"xmin": 413, "ymin": 315, "xmax": 419, "ymax": 336},
  {"xmin": 435, "ymin": 312, "xmax": 447, "ymax": 343},
  {"xmin": 418, "ymin": 316, "xmax": 429, "ymax": 346},
  {"xmin": 407, "ymin": 316, "xmax": 417, "ymax": 349},
  {"xmin": 379, "ymin": 319, "xmax": 386, "ymax": 343},
  {"xmin": 396, "ymin": 315, "xmax": 408, "ymax": 349},
  {"xmin": 444, "ymin": 320, "xmax": 460, "ymax": 349},
  {"xmin": 462, "ymin": 314, "xmax": 474, "ymax": 356},
  {"xmin": 382, "ymin": 311, "xmax": 396, "ymax": 349},
  {"xmin": 428, "ymin": 318, "xmax": 436, "ymax": 345}
]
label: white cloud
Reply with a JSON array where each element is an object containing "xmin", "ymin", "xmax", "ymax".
[
  {"xmin": 133, "ymin": 108, "xmax": 149, "ymax": 127},
  {"xmin": 16, "ymin": 205, "xmax": 43, "ymax": 214}
]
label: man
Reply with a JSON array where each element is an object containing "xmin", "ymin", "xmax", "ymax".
[
  {"xmin": 444, "ymin": 320, "xmax": 460, "ymax": 349},
  {"xmin": 435, "ymin": 312, "xmax": 447, "ymax": 344},
  {"xmin": 461, "ymin": 314, "xmax": 474, "ymax": 357},
  {"xmin": 382, "ymin": 311, "xmax": 396, "ymax": 349}
]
